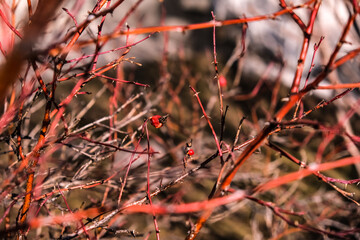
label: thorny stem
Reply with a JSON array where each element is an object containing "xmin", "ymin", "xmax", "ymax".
[
  {"xmin": 19, "ymin": 68, "xmax": 57, "ymax": 230},
  {"xmin": 189, "ymin": 86, "xmax": 222, "ymax": 157},
  {"xmin": 118, "ymin": 121, "xmax": 147, "ymax": 205},
  {"xmin": 211, "ymin": 11, "xmax": 225, "ymax": 166},
  {"xmin": 44, "ymin": 0, "xmax": 316, "ymax": 55},
  {"xmin": 293, "ymin": 36, "xmax": 325, "ymax": 118},
  {"xmin": 279, "ymin": 0, "xmax": 322, "ymax": 94},
  {"xmin": 211, "ymin": 12, "xmax": 223, "ymax": 116},
  {"xmin": 144, "ymin": 124, "xmax": 161, "ymax": 240},
  {"xmin": 267, "ymin": 142, "xmax": 360, "ymax": 205}
]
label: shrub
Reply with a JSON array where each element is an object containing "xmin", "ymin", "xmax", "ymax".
[{"xmin": 0, "ymin": 0, "xmax": 359, "ymax": 239}]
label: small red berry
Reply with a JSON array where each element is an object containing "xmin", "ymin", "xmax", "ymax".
[
  {"xmin": 149, "ymin": 114, "xmax": 169, "ymax": 128},
  {"xmin": 187, "ymin": 149, "xmax": 195, "ymax": 156},
  {"xmin": 219, "ymin": 75, "xmax": 227, "ymax": 87},
  {"xmin": 150, "ymin": 115, "xmax": 162, "ymax": 128}
]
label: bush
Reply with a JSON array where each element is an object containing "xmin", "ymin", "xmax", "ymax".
[{"xmin": 0, "ymin": 0, "xmax": 359, "ymax": 239}]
